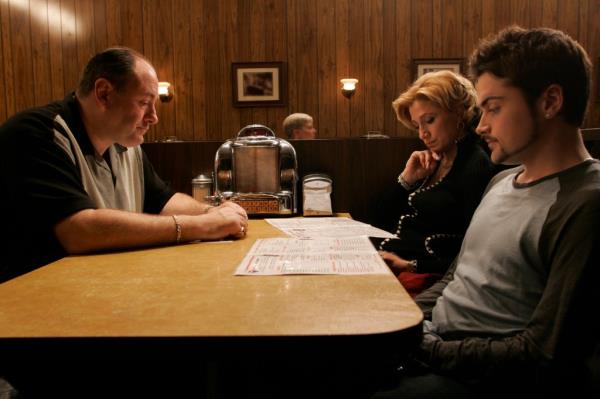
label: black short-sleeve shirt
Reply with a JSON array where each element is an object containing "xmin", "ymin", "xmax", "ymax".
[{"xmin": 0, "ymin": 94, "xmax": 175, "ymax": 282}]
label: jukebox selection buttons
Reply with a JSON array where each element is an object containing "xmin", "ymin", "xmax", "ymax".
[{"xmin": 234, "ymin": 198, "xmax": 281, "ymax": 214}]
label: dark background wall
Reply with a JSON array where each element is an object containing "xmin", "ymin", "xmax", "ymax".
[{"xmin": 1, "ymin": 0, "xmax": 599, "ymax": 141}]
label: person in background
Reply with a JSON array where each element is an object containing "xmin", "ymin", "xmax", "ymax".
[
  {"xmin": 283, "ymin": 112, "xmax": 317, "ymax": 139},
  {"xmin": 373, "ymin": 26, "xmax": 599, "ymax": 398},
  {"xmin": 373, "ymin": 70, "xmax": 495, "ymax": 296},
  {"xmin": 0, "ymin": 47, "xmax": 248, "ymax": 284}
]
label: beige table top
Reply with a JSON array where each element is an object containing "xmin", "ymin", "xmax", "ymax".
[{"xmin": 0, "ymin": 219, "xmax": 422, "ymax": 339}]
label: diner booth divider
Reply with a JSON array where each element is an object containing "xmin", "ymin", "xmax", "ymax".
[
  {"xmin": 143, "ymin": 129, "xmax": 600, "ymax": 227},
  {"xmin": 142, "ymin": 138, "xmax": 425, "ymax": 226}
]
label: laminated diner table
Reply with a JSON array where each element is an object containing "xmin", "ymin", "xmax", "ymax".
[{"xmin": 0, "ymin": 218, "xmax": 423, "ymax": 395}]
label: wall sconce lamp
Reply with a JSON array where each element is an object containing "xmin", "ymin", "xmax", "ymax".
[
  {"xmin": 158, "ymin": 82, "xmax": 173, "ymax": 102},
  {"xmin": 340, "ymin": 78, "xmax": 358, "ymax": 99}
]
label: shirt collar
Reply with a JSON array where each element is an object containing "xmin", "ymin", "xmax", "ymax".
[{"xmin": 59, "ymin": 93, "xmax": 128, "ymax": 156}]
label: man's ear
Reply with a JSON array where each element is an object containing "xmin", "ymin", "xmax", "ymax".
[
  {"xmin": 94, "ymin": 78, "xmax": 114, "ymax": 109},
  {"xmin": 539, "ymin": 84, "xmax": 563, "ymax": 119}
]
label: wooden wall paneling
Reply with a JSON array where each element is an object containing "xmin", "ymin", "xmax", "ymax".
[
  {"xmin": 587, "ymin": 0, "xmax": 600, "ymax": 61},
  {"xmin": 480, "ymin": 0, "xmax": 496, "ymax": 38},
  {"xmin": 265, "ymin": 0, "xmax": 289, "ymax": 137},
  {"xmin": 105, "ymin": 0, "xmax": 122, "ymax": 46},
  {"xmin": 220, "ymin": 0, "xmax": 240, "ymax": 138},
  {"xmin": 541, "ymin": 0, "xmax": 559, "ymax": 27},
  {"xmin": 47, "ymin": 0, "xmax": 65, "ymax": 100},
  {"xmin": 172, "ymin": 0, "xmax": 194, "ymax": 141},
  {"xmin": 0, "ymin": 0, "xmax": 8, "ymax": 121},
  {"xmin": 30, "ymin": 0, "xmax": 52, "ymax": 107},
  {"xmin": 510, "ymin": 0, "xmax": 530, "ymax": 29},
  {"xmin": 462, "ymin": 0, "xmax": 482, "ymax": 67},
  {"xmin": 316, "ymin": 0, "xmax": 337, "ymax": 138},
  {"xmin": 1, "ymin": 0, "xmax": 599, "ymax": 133},
  {"xmin": 441, "ymin": 0, "xmax": 463, "ymax": 57},
  {"xmin": 587, "ymin": 0, "xmax": 600, "ymax": 126},
  {"xmin": 493, "ymin": 0, "xmax": 512, "ymax": 31},
  {"xmin": 249, "ymin": 0, "xmax": 268, "ymax": 128},
  {"xmin": 121, "ymin": 0, "xmax": 143, "ymax": 51},
  {"xmin": 577, "ymin": 0, "xmax": 589, "ymax": 49},
  {"xmin": 93, "ymin": 0, "xmax": 108, "ymax": 51},
  {"xmin": 529, "ymin": 0, "xmax": 544, "ymax": 27},
  {"xmin": 557, "ymin": 0, "xmax": 579, "ymax": 38},
  {"xmin": 412, "ymin": 0, "xmax": 433, "ymax": 58},
  {"xmin": 432, "ymin": 0, "xmax": 443, "ymax": 56},
  {"xmin": 335, "ymin": 0, "xmax": 350, "ymax": 137},
  {"xmin": 190, "ymin": 0, "xmax": 207, "ymax": 140},
  {"xmin": 236, "ymin": 0, "xmax": 253, "ymax": 131},
  {"xmin": 204, "ymin": 2, "xmax": 231, "ymax": 140},
  {"xmin": 75, "ymin": 0, "xmax": 96, "ymax": 84},
  {"xmin": 364, "ymin": 0, "xmax": 384, "ymax": 135},
  {"xmin": 348, "ymin": 0, "xmax": 365, "ymax": 136},
  {"xmin": 395, "ymin": 0, "xmax": 413, "ymax": 138},
  {"xmin": 295, "ymin": 0, "xmax": 319, "ymax": 126},
  {"xmin": 142, "ymin": 0, "xmax": 175, "ymax": 142},
  {"xmin": 60, "ymin": 0, "xmax": 79, "ymax": 95},
  {"xmin": 381, "ymin": 0, "xmax": 396, "ymax": 137},
  {"xmin": 10, "ymin": 0, "xmax": 35, "ymax": 112},
  {"xmin": 286, "ymin": 0, "xmax": 299, "ymax": 125},
  {"xmin": 204, "ymin": 3, "xmax": 221, "ymax": 140}
]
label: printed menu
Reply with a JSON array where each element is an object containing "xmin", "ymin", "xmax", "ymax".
[{"xmin": 234, "ymin": 236, "xmax": 391, "ymax": 276}]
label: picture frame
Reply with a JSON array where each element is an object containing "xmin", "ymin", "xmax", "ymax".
[
  {"xmin": 232, "ymin": 62, "xmax": 287, "ymax": 107},
  {"xmin": 412, "ymin": 58, "xmax": 464, "ymax": 80}
]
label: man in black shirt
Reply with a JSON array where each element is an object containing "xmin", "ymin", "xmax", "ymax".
[{"xmin": 0, "ymin": 47, "xmax": 247, "ymax": 282}]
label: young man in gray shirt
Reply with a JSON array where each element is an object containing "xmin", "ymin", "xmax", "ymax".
[{"xmin": 374, "ymin": 26, "xmax": 599, "ymax": 398}]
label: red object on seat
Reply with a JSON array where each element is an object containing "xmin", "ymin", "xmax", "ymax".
[{"xmin": 398, "ymin": 271, "xmax": 443, "ymax": 298}]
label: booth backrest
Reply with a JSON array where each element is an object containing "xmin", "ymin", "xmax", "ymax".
[
  {"xmin": 143, "ymin": 138, "xmax": 423, "ymax": 225},
  {"xmin": 143, "ymin": 130, "xmax": 600, "ymax": 226}
]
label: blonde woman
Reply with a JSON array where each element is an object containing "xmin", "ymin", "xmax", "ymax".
[{"xmin": 375, "ymin": 70, "xmax": 496, "ymax": 296}]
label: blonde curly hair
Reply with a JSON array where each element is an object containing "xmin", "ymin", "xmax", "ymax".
[{"xmin": 392, "ymin": 70, "xmax": 477, "ymax": 131}]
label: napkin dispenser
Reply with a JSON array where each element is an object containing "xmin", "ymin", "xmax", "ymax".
[
  {"xmin": 302, "ymin": 174, "xmax": 333, "ymax": 216},
  {"xmin": 214, "ymin": 124, "xmax": 298, "ymax": 215}
]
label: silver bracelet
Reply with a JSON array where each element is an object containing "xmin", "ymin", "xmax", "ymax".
[{"xmin": 172, "ymin": 215, "xmax": 182, "ymax": 243}]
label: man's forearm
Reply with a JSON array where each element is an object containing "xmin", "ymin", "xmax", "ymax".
[
  {"xmin": 54, "ymin": 208, "xmax": 184, "ymax": 253},
  {"xmin": 160, "ymin": 192, "xmax": 213, "ymax": 215},
  {"xmin": 54, "ymin": 205, "xmax": 247, "ymax": 254}
]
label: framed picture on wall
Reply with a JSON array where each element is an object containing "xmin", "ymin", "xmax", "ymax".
[
  {"xmin": 412, "ymin": 58, "xmax": 464, "ymax": 80},
  {"xmin": 232, "ymin": 62, "xmax": 287, "ymax": 107}
]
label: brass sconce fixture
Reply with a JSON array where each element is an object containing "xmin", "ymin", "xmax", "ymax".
[
  {"xmin": 158, "ymin": 82, "xmax": 173, "ymax": 102},
  {"xmin": 340, "ymin": 78, "xmax": 358, "ymax": 99}
]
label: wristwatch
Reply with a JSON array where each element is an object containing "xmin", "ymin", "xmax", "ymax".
[
  {"xmin": 406, "ymin": 259, "xmax": 418, "ymax": 273},
  {"xmin": 398, "ymin": 174, "xmax": 417, "ymax": 191}
]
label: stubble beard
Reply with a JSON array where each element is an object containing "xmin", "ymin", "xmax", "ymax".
[{"xmin": 492, "ymin": 118, "xmax": 541, "ymax": 166}]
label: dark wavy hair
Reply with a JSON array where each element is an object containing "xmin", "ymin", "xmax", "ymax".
[
  {"xmin": 77, "ymin": 47, "xmax": 147, "ymax": 96},
  {"xmin": 468, "ymin": 26, "xmax": 592, "ymax": 127}
]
